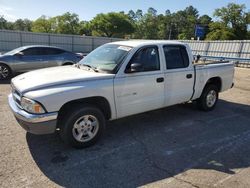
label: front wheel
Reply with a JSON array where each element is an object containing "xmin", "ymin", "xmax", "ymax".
[
  {"xmin": 197, "ymin": 85, "xmax": 219, "ymax": 111},
  {"xmin": 59, "ymin": 105, "xmax": 106, "ymax": 148}
]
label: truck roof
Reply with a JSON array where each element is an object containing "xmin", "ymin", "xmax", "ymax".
[{"xmin": 110, "ymin": 40, "xmax": 185, "ymax": 48}]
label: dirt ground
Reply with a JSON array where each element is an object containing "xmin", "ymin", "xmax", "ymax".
[{"xmin": 0, "ymin": 67, "xmax": 250, "ymax": 188}]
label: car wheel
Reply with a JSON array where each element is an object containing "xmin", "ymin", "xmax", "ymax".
[
  {"xmin": 0, "ymin": 64, "xmax": 11, "ymax": 80},
  {"xmin": 197, "ymin": 84, "xmax": 219, "ymax": 111},
  {"xmin": 59, "ymin": 105, "xmax": 106, "ymax": 148}
]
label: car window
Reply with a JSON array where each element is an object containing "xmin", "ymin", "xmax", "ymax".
[
  {"xmin": 128, "ymin": 46, "xmax": 160, "ymax": 72},
  {"xmin": 22, "ymin": 47, "xmax": 65, "ymax": 56},
  {"xmin": 163, "ymin": 46, "xmax": 189, "ymax": 69},
  {"xmin": 22, "ymin": 48, "xmax": 41, "ymax": 56},
  {"xmin": 45, "ymin": 48, "xmax": 65, "ymax": 55}
]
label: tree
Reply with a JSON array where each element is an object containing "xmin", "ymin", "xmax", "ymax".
[
  {"xmin": 0, "ymin": 16, "xmax": 7, "ymax": 29},
  {"xmin": 78, "ymin": 21, "xmax": 92, "ymax": 36},
  {"xmin": 90, "ymin": 12, "xmax": 134, "ymax": 37},
  {"xmin": 13, "ymin": 19, "xmax": 32, "ymax": 31},
  {"xmin": 206, "ymin": 22, "xmax": 236, "ymax": 40},
  {"xmin": 214, "ymin": 3, "xmax": 249, "ymax": 39},
  {"xmin": 31, "ymin": 16, "xmax": 54, "ymax": 33},
  {"xmin": 198, "ymin": 15, "xmax": 212, "ymax": 25},
  {"xmin": 54, "ymin": 12, "xmax": 80, "ymax": 34}
]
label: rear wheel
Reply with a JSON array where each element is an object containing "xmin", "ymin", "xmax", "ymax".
[
  {"xmin": 59, "ymin": 105, "xmax": 106, "ymax": 148},
  {"xmin": 197, "ymin": 84, "xmax": 219, "ymax": 111},
  {"xmin": 0, "ymin": 64, "xmax": 11, "ymax": 80}
]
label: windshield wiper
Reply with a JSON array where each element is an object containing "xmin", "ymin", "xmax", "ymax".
[{"xmin": 79, "ymin": 64, "xmax": 99, "ymax": 72}]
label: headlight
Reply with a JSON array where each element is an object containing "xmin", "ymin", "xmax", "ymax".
[{"xmin": 21, "ymin": 97, "xmax": 45, "ymax": 114}]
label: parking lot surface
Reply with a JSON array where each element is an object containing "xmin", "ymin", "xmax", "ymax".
[{"xmin": 0, "ymin": 68, "xmax": 250, "ymax": 188}]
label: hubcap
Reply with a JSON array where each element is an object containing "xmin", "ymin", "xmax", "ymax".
[
  {"xmin": 206, "ymin": 90, "xmax": 217, "ymax": 107},
  {"xmin": 72, "ymin": 115, "xmax": 99, "ymax": 142},
  {"xmin": 0, "ymin": 65, "xmax": 9, "ymax": 79}
]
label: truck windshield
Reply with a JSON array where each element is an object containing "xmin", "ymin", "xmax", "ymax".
[{"xmin": 79, "ymin": 44, "xmax": 132, "ymax": 73}]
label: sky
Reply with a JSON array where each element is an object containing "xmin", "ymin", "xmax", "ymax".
[{"xmin": 0, "ymin": 0, "xmax": 249, "ymax": 22}]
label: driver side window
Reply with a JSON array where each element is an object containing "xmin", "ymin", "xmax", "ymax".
[{"xmin": 126, "ymin": 46, "xmax": 160, "ymax": 72}]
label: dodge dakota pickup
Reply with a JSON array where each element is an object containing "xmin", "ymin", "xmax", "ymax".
[{"xmin": 8, "ymin": 40, "xmax": 234, "ymax": 148}]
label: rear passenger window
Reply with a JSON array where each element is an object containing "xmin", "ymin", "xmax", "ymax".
[
  {"xmin": 45, "ymin": 48, "xmax": 65, "ymax": 55},
  {"xmin": 163, "ymin": 46, "xmax": 189, "ymax": 69}
]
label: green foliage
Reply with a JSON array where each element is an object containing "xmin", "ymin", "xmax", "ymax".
[
  {"xmin": 53, "ymin": 12, "xmax": 80, "ymax": 34},
  {"xmin": 78, "ymin": 21, "xmax": 92, "ymax": 36},
  {"xmin": 0, "ymin": 3, "xmax": 249, "ymax": 40},
  {"xmin": 31, "ymin": 16, "xmax": 54, "ymax": 33},
  {"xmin": 13, "ymin": 19, "xmax": 32, "ymax": 31},
  {"xmin": 206, "ymin": 22, "xmax": 236, "ymax": 40},
  {"xmin": 214, "ymin": 3, "xmax": 249, "ymax": 39},
  {"xmin": 90, "ymin": 12, "xmax": 134, "ymax": 37}
]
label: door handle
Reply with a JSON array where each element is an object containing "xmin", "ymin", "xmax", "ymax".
[
  {"xmin": 186, "ymin": 74, "xmax": 192, "ymax": 79},
  {"xmin": 156, "ymin": 77, "xmax": 164, "ymax": 83}
]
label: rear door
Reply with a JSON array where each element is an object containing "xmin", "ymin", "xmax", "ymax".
[
  {"xmin": 114, "ymin": 46, "xmax": 165, "ymax": 118},
  {"xmin": 163, "ymin": 45, "xmax": 194, "ymax": 106},
  {"xmin": 42, "ymin": 48, "xmax": 65, "ymax": 67}
]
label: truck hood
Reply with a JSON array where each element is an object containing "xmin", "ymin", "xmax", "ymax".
[{"xmin": 11, "ymin": 66, "xmax": 115, "ymax": 93}]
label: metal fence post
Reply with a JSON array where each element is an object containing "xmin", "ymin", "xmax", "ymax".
[
  {"xmin": 48, "ymin": 34, "xmax": 51, "ymax": 46},
  {"xmin": 237, "ymin": 41, "xmax": 244, "ymax": 58},
  {"xmin": 72, "ymin": 36, "xmax": 74, "ymax": 52},
  {"xmin": 205, "ymin": 41, "xmax": 210, "ymax": 56},
  {"xmin": 91, "ymin": 37, "xmax": 94, "ymax": 51},
  {"xmin": 19, "ymin": 31, "xmax": 23, "ymax": 46}
]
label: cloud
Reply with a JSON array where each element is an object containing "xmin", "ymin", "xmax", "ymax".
[{"xmin": 0, "ymin": 5, "xmax": 17, "ymax": 21}]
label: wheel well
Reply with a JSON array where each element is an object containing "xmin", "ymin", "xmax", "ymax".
[
  {"xmin": 205, "ymin": 77, "xmax": 222, "ymax": 91},
  {"xmin": 57, "ymin": 96, "xmax": 111, "ymax": 126}
]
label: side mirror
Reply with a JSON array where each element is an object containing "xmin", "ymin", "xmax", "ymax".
[
  {"xmin": 127, "ymin": 63, "xmax": 142, "ymax": 73},
  {"xmin": 15, "ymin": 52, "xmax": 24, "ymax": 57}
]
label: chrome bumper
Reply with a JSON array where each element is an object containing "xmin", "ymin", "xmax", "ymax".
[{"xmin": 8, "ymin": 94, "xmax": 58, "ymax": 134}]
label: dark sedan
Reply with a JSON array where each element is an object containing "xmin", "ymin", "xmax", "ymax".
[{"xmin": 0, "ymin": 45, "xmax": 83, "ymax": 80}]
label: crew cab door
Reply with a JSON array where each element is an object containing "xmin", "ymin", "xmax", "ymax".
[
  {"xmin": 163, "ymin": 45, "xmax": 194, "ymax": 106},
  {"xmin": 114, "ymin": 46, "xmax": 165, "ymax": 118}
]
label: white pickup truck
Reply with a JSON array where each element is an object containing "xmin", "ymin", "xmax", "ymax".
[{"xmin": 8, "ymin": 40, "xmax": 234, "ymax": 148}]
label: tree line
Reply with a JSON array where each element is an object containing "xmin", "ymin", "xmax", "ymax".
[{"xmin": 0, "ymin": 3, "xmax": 249, "ymax": 40}]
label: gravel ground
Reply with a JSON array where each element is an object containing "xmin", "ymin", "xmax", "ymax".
[{"xmin": 0, "ymin": 67, "xmax": 250, "ymax": 188}]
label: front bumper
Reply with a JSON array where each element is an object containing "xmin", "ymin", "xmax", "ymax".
[{"xmin": 8, "ymin": 94, "xmax": 58, "ymax": 135}]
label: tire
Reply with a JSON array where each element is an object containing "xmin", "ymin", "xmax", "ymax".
[
  {"xmin": 197, "ymin": 84, "xmax": 219, "ymax": 111},
  {"xmin": 0, "ymin": 63, "xmax": 12, "ymax": 80},
  {"xmin": 59, "ymin": 105, "xmax": 106, "ymax": 149}
]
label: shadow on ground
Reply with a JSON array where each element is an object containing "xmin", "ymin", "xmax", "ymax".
[
  {"xmin": 0, "ymin": 73, "xmax": 22, "ymax": 84},
  {"xmin": 26, "ymin": 99, "xmax": 250, "ymax": 187}
]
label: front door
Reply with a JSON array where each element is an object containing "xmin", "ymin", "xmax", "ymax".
[
  {"xmin": 114, "ymin": 46, "xmax": 165, "ymax": 118},
  {"xmin": 14, "ymin": 47, "xmax": 45, "ymax": 72}
]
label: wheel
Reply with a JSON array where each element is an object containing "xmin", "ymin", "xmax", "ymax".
[
  {"xmin": 197, "ymin": 84, "xmax": 219, "ymax": 111},
  {"xmin": 0, "ymin": 64, "xmax": 11, "ymax": 80},
  {"xmin": 59, "ymin": 105, "xmax": 106, "ymax": 148}
]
